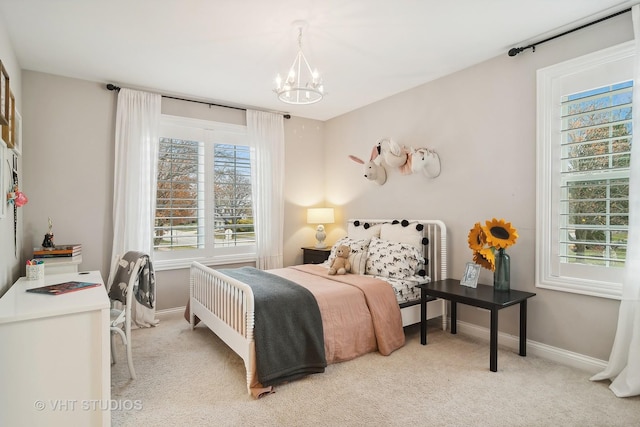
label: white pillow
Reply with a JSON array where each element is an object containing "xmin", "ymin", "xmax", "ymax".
[
  {"xmin": 365, "ymin": 236, "xmax": 423, "ymax": 280},
  {"xmin": 347, "ymin": 221, "xmax": 382, "ymax": 240},
  {"xmin": 380, "ymin": 221, "xmax": 423, "ymax": 250},
  {"xmin": 326, "ymin": 237, "xmax": 370, "ymax": 274}
]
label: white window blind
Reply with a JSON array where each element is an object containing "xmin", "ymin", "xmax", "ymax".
[
  {"xmin": 559, "ymin": 81, "xmax": 631, "ymax": 268},
  {"xmin": 212, "ymin": 144, "xmax": 254, "ymax": 248},
  {"xmin": 536, "ymin": 41, "xmax": 634, "ymax": 299},
  {"xmin": 155, "ymin": 137, "xmax": 204, "ymax": 252}
]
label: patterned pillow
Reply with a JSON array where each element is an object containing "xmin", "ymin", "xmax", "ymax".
[
  {"xmin": 380, "ymin": 221, "xmax": 429, "ymax": 277},
  {"xmin": 365, "ymin": 236, "xmax": 423, "ymax": 280},
  {"xmin": 326, "ymin": 237, "xmax": 370, "ymax": 274}
]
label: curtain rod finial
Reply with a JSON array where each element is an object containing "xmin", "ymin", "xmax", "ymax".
[
  {"xmin": 106, "ymin": 83, "xmax": 121, "ymax": 91},
  {"xmin": 508, "ymin": 47, "xmax": 526, "ymax": 57}
]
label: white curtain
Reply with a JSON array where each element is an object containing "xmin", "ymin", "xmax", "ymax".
[
  {"xmin": 109, "ymin": 88, "xmax": 161, "ymax": 328},
  {"xmin": 589, "ymin": 4, "xmax": 640, "ymax": 398},
  {"xmin": 246, "ymin": 110, "xmax": 285, "ymax": 270}
]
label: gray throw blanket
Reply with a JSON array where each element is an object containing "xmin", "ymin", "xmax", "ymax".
[
  {"xmin": 219, "ymin": 266, "xmax": 326, "ymax": 386},
  {"xmin": 108, "ymin": 251, "xmax": 155, "ymax": 309}
]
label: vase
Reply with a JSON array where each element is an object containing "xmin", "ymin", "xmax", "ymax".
[{"xmin": 493, "ymin": 248, "xmax": 510, "ymax": 292}]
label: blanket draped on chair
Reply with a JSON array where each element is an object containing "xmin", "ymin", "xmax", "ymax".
[{"xmin": 108, "ymin": 251, "xmax": 155, "ymax": 309}]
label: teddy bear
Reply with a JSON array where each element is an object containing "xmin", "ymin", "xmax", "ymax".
[{"xmin": 328, "ymin": 245, "xmax": 351, "ymax": 275}]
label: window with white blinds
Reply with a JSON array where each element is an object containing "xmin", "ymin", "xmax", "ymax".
[
  {"xmin": 560, "ymin": 81, "xmax": 631, "ymax": 268},
  {"xmin": 212, "ymin": 144, "xmax": 254, "ymax": 248},
  {"xmin": 537, "ymin": 41, "xmax": 633, "ymax": 299},
  {"xmin": 153, "ymin": 115, "xmax": 255, "ymax": 268},
  {"xmin": 155, "ymin": 137, "xmax": 204, "ymax": 252}
]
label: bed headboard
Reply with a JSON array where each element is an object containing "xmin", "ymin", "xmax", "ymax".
[{"xmin": 346, "ymin": 219, "xmax": 448, "ymax": 282}]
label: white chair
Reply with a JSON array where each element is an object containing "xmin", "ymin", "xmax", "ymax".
[{"xmin": 109, "ymin": 256, "xmax": 144, "ymax": 380}]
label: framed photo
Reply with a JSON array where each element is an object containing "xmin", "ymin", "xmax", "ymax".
[
  {"xmin": 460, "ymin": 262, "xmax": 480, "ymax": 288},
  {"xmin": 0, "ymin": 61, "xmax": 8, "ymax": 126},
  {"xmin": 0, "ymin": 138, "xmax": 5, "ymax": 219},
  {"xmin": 12, "ymin": 110, "xmax": 21, "ymax": 156},
  {"xmin": 3, "ymin": 90, "xmax": 14, "ymax": 148}
]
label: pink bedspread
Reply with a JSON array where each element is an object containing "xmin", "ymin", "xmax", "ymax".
[
  {"xmin": 188, "ymin": 264, "xmax": 406, "ymax": 398},
  {"xmin": 269, "ymin": 264, "xmax": 405, "ymax": 361}
]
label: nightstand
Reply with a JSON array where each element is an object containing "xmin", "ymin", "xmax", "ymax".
[{"xmin": 302, "ymin": 247, "xmax": 331, "ymax": 264}]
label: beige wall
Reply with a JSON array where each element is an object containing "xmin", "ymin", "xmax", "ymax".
[
  {"xmin": 21, "ymin": 73, "xmax": 115, "ymax": 284},
  {"xmin": 323, "ymin": 14, "xmax": 633, "ymax": 360},
  {"xmin": 19, "ymin": 72, "xmax": 326, "ymax": 310},
  {"xmin": 5, "ymin": 11, "xmax": 633, "ymax": 361}
]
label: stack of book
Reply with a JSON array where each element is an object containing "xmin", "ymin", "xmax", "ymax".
[{"xmin": 33, "ymin": 244, "xmax": 82, "ymax": 262}]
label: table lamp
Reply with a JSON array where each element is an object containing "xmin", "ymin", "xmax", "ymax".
[{"xmin": 307, "ymin": 208, "xmax": 335, "ymax": 249}]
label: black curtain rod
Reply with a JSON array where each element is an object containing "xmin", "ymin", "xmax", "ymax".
[
  {"xmin": 106, "ymin": 84, "xmax": 291, "ymax": 119},
  {"xmin": 508, "ymin": 7, "xmax": 632, "ymax": 57}
]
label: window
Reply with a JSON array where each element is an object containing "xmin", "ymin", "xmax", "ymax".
[
  {"xmin": 536, "ymin": 41, "xmax": 633, "ymax": 299},
  {"xmin": 154, "ymin": 115, "xmax": 255, "ymax": 269}
]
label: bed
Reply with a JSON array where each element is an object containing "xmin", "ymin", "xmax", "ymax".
[{"xmin": 188, "ymin": 219, "xmax": 448, "ymax": 396}]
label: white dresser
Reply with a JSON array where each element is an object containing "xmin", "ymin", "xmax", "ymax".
[{"xmin": 0, "ymin": 271, "xmax": 110, "ymax": 426}]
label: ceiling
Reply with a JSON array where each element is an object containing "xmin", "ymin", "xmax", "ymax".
[{"xmin": 0, "ymin": 0, "xmax": 636, "ymax": 121}]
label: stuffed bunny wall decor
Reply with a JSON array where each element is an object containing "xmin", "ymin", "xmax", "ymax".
[
  {"xmin": 349, "ymin": 139, "xmax": 441, "ymax": 184},
  {"xmin": 349, "ymin": 145, "xmax": 387, "ymax": 185}
]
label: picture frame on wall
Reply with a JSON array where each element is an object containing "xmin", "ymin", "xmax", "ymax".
[
  {"xmin": 12, "ymin": 110, "xmax": 21, "ymax": 156},
  {"xmin": 3, "ymin": 90, "xmax": 14, "ymax": 148},
  {"xmin": 0, "ymin": 61, "xmax": 8, "ymax": 126},
  {"xmin": 0, "ymin": 138, "xmax": 5, "ymax": 219},
  {"xmin": 460, "ymin": 262, "xmax": 480, "ymax": 288}
]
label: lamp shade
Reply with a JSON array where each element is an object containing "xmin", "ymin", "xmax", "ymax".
[{"xmin": 307, "ymin": 208, "xmax": 335, "ymax": 224}]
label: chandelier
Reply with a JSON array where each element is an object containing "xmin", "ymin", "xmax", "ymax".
[{"xmin": 274, "ymin": 23, "xmax": 324, "ymax": 105}]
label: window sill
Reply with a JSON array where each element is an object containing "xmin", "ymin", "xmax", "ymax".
[
  {"xmin": 535, "ymin": 278, "xmax": 622, "ymax": 300},
  {"xmin": 154, "ymin": 254, "xmax": 256, "ymax": 271}
]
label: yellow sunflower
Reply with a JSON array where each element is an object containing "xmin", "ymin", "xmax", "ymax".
[
  {"xmin": 482, "ymin": 218, "xmax": 518, "ymax": 250},
  {"xmin": 467, "ymin": 222, "xmax": 486, "ymax": 251},
  {"xmin": 473, "ymin": 248, "xmax": 496, "ymax": 271}
]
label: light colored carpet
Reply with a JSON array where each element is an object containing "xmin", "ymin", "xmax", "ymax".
[{"xmin": 111, "ymin": 311, "xmax": 639, "ymax": 427}]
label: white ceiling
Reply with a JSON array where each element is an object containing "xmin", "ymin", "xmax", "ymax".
[{"xmin": 0, "ymin": 0, "xmax": 635, "ymax": 121}]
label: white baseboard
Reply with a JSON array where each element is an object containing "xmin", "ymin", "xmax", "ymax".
[
  {"xmin": 155, "ymin": 308, "xmax": 607, "ymax": 374},
  {"xmin": 455, "ymin": 320, "xmax": 607, "ymax": 374},
  {"xmin": 156, "ymin": 306, "xmax": 187, "ymax": 317}
]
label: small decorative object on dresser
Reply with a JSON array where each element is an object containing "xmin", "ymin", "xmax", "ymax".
[
  {"xmin": 302, "ymin": 247, "xmax": 331, "ymax": 264},
  {"xmin": 42, "ymin": 217, "xmax": 55, "ymax": 248}
]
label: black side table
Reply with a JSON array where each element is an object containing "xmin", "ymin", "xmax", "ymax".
[
  {"xmin": 302, "ymin": 247, "xmax": 331, "ymax": 264},
  {"xmin": 417, "ymin": 278, "xmax": 536, "ymax": 372}
]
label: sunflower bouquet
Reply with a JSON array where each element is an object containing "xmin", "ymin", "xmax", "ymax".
[{"xmin": 467, "ymin": 218, "xmax": 518, "ymax": 271}]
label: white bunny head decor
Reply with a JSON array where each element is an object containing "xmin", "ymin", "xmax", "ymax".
[{"xmin": 349, "ymin": 146, "xmax": 387, "ymax": 185}]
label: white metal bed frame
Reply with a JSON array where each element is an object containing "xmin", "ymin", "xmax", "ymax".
[{"xmin": 189, "ymin": 219, "xmax": 448, "ymax": 394}]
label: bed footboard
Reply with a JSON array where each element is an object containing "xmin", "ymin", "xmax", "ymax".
[{"xmin": 189, "ymin": 261, "xmax": 255, "ymax": 395}]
